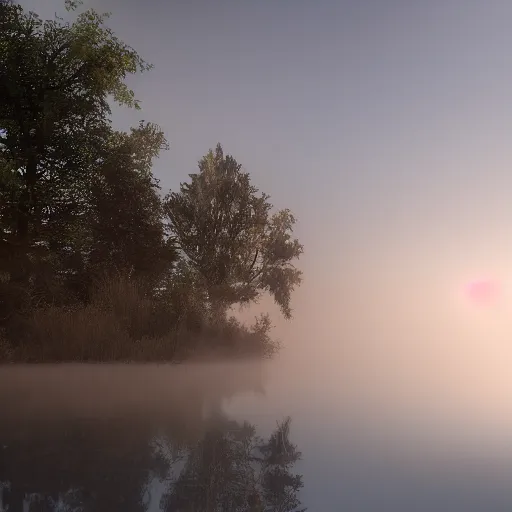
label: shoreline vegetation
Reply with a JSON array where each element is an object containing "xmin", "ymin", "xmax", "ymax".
[{"xmin": 0, "ymin": 1, "xmax": 303, "ymax": 363}]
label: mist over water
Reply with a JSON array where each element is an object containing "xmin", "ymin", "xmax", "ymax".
[
  {"xmin": 4, "ymin": 0, "xmax": 512, "ymax": 509},
  {"xmin": 2, "ymin": 344, "xmax": 512, "ymax": 510},
  {"xmin": 4, "ymin": 249, "xmax": 512, "ymax": 511},
  {"xmin": 0, "ymin": 362, "xmax": 265, "ymax": 423}
]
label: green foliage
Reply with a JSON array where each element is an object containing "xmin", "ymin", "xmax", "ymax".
[
  {"xmin": 64, "ymin": 0, "xmax": 83, "ymax": 12},
  {"xmin": 0, "ymin": 0, "xmax": 150, "ymax": 281},
  {"xmin": 0, "ymin": 2, "xmax": 304, "ymax": 361},
  {"xmin": 2, "ymin": 275, "xmax": 279, "ymax": 362},
  {"xmin": 86, "ymin": 122, "xmax": 176, "ymax": 285},
  {"xmin": 165, "ymin": 143, "xmax": 303, "ymax": 319}
]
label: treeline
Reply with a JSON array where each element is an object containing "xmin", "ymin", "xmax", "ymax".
[{"xmin": 0, "ymin": 1, "xmax": 303, "ymax": 361}]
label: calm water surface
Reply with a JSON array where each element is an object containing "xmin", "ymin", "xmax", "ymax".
[{"xmin": 1, "ymin": 359, "xmax": 512, "ymax": 511}]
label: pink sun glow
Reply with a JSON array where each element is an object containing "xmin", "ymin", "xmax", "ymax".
[{"xmin": 465, "ymin": 279, "xmax": 500, "ymax": 305}]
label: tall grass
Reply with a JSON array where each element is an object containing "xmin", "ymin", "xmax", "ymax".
[
  {"xmin": 2, "ymin": 276, "xmax": 278, "ymax": 363},
  {"xmin": 0, "ymin": 329, "xmax": 13, "ymax": 362}
]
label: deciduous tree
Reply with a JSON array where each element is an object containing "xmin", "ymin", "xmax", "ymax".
[
  {"xmin": 165, "ymin": 144, "xmax": 303, "ymax": 319},
  {"xmin": 0, "ymin": 0, "xmax": 151, "ymax": 283}
]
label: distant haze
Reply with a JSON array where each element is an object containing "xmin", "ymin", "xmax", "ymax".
[{"xmin": 15, "ymin": 0, "xmax": 512, "ymax": 441}]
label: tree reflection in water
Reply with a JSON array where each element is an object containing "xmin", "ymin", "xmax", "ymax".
[
  {"xmin": 158, "ymin": 416, "xmax": 305, "ymax": 512},
  {"xmin": 0, "ymin": 414, "xmax": 306, "ymax": 511}
]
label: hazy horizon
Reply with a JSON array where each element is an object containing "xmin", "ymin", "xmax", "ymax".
[
  {"xmin": 6, "ymin": 1, "xmax": 512, "ymax": 508},
  {"xmin": 12, "ymin": 0, "xmax": 512, "ymax": 421},
  {"xmin": 14, "ymin": 0, "xmax": 512, "ymax": 418}
]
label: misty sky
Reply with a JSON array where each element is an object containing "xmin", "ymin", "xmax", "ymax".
[
  {"xmin": 18, "ymin": 0, "xmax": 512, "ymax": 356},
  {"xmin": 7, "ymin": 5, "xmax": 512, "ymax": 506}
]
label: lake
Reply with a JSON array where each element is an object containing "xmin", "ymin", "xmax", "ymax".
[{"xmin": 1, "ymin": 358, "xmax": 512, "ymax": 511}]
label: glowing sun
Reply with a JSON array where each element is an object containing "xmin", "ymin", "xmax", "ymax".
[{"xmin": 465, "ymin": 279, "xmax": 500, "ymax": 305}]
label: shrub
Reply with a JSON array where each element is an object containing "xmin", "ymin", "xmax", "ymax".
[{"xmin": 5, "ymin": 274, "xmax": 280, "ymax": 362}]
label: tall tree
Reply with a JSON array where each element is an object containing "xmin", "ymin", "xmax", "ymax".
[
  {"xmin": 164, "ymin": 144, "xmax": 303, "ymax": 319},
  {"xmin": 86, "ymin": 122, "xmax": 176, "ymax": 288},
  {"xmin": 0, "ymin": 0, "xmax": 151, "ymax": 284}
]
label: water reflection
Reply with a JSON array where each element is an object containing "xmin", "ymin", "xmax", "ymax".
[
  {"xmin": 158, "ymin": 416, "xmax": 304, "ymax": 512},
  {"xmin": 0, "ymin": 415, "xmax": 304, "ymax": 511},
  {"xmin": 2, "ymin": 361, "xmax": 512, "ymax": 511},
  {"xmin": 0, "ymin": 364, "xmax": 305, "ymax": 512}
]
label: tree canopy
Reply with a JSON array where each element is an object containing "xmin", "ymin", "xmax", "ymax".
[
  {"xmin": 0, "ymin": 1, "xmax": 303, "ymax": 362},
  {"xmin": 165, "ymin": 144, "xmax": 303, "ymax": 319},
  {"xmin": 0, "ymin": 0, "xmax": 151, "ymax": 281}
]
